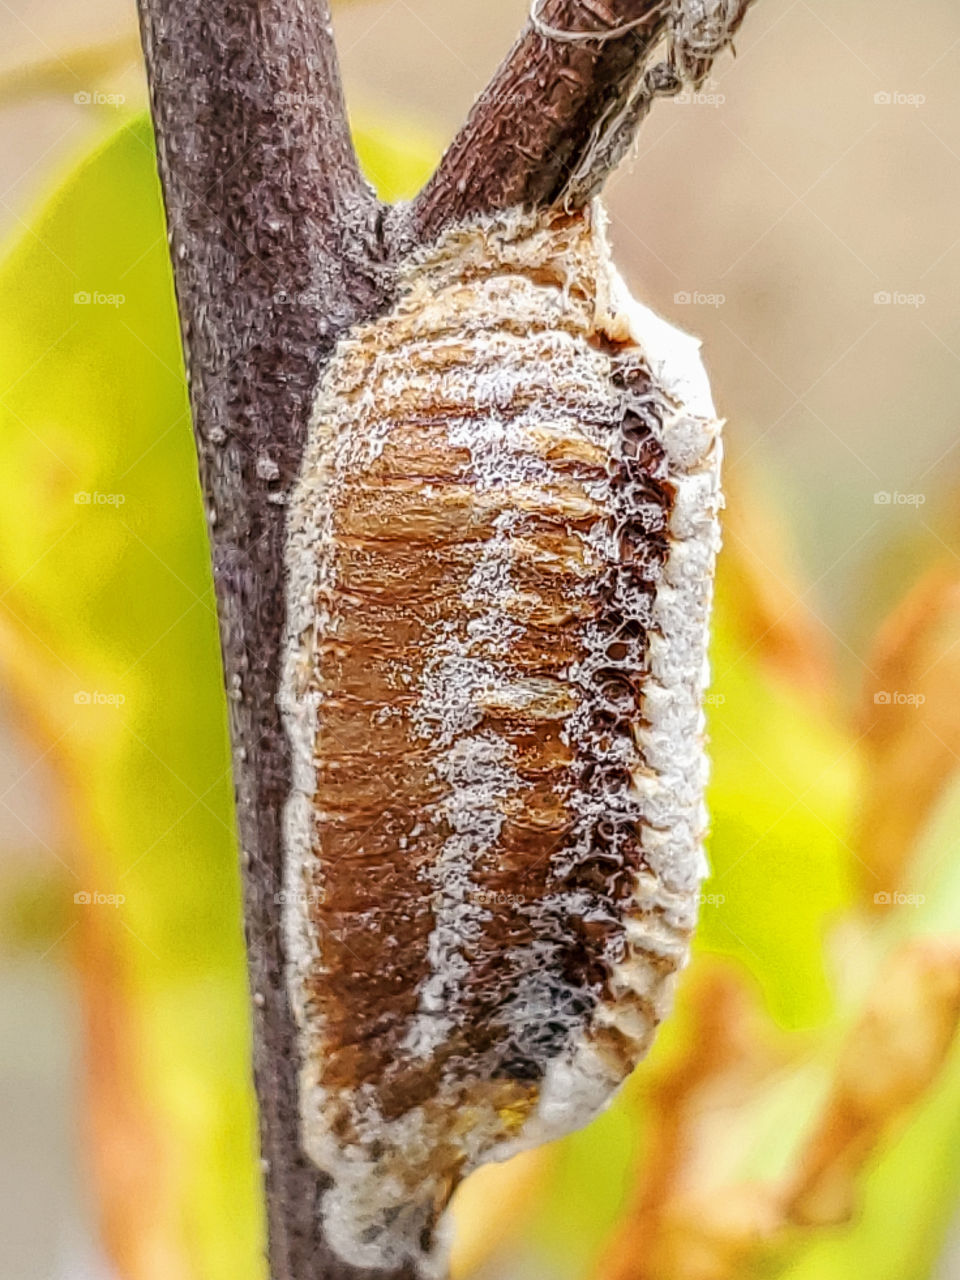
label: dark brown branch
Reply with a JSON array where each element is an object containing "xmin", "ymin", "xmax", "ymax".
[
  {"xmin": 135, "ymin": 2, "xmax": 408, "ymax": 1278},
  {"xmin": 411, "ymin": 0, "xmax": 667, "ymax": 239},
  {"xmin": 411, "ymin": 0, "xmax": 754, "ymax": 242}
]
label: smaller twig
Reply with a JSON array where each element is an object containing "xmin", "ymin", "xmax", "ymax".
[{"xmin": 410, "ymin": 0, "xmax": 756, "ymax": 242}]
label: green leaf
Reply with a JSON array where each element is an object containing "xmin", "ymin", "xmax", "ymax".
[
  {"xmin": 0, "ymin": 109, "xmax": 439, "ymax": 1280},
  {"xmin": 701, "ymin": 578, "xmax": 856, "ymax": 1030},
  {"xmin": 0, "ymin": 113, "xmax": 260, "ymax": 1279}
]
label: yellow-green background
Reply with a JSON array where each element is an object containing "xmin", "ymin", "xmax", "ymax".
[{"xmin": 1, "ymin": 2, "xmax": 959, "ymax": 1278}]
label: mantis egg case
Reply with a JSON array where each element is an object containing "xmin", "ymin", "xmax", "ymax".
[{"xmin": 281, "ymin": 203, "xmax": 721, "ymax": 1273}]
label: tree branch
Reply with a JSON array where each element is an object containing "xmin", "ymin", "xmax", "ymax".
[
  {"xmin": 410, "ymin": 0, "xmax": 754, "ymax": 242},
  {"xmin": 135, "ymin": 2, "xmax": 407, "ymax": 1278},
  {"xmin": 411, "ymin": 0, "xmax": 666, "ymax": 238}
]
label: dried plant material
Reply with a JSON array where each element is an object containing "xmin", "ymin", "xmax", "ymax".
[
  {"xmin": 281, "ymin": 204, "xmax": 722, "ymax": 1272},
  {"xmin": 593, "ymin": 965, "xmax": 789, "ymax": 1280},
  {"xmin": 718, "ymin": 479, "xmax": 834, "ymax": 698},
  {"xmin": 447, "ymin": 1146, "xmax": 552, "ymax": 1279},
  {"xmin": 594, "ymin": 943, "xmax": 960, "ymax": 1280},
  {"xmin": 558, "ymin": 0, "xmax": 755, "ymax": 207},
  {"xmin": 670, "ymin": 0, "xmax": 755, "ymax": 83},
  {"xmin": 0, "ymin": 617, "xmax": 192, "ymax": 1280},
  {"xmin": 527, "ymin": 0, "xmax": 749, "ymax": 53},
  {"xmin": 855, "ymin": 569, "xmax": 960, "ymax": 901},
  {"xmin": 784, "ymin": 938, "xmax": 960, "ymax": 1226},
  {"xmin": 76, "ymin": 911, "xmax": 189, "ymax": 1280},
  {"xmin": 602, "ymin": 1184, "xmax": 785, "ymax": 1280}
]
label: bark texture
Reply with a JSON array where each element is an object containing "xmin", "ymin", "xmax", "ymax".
[
  {"xmin": 410, "ymin": 0, "xmax": 755, "ymax": 240},
  {"xmin": 411, "ymin": 0, "xmax": 670, "ymax": 238},
  {"xmin": 135, "ymin": 2, "xmax": 402, "ymax": 1277},
  {"xmin": 133, "ymin": 1, "xmax": 755, "ymax": 1277}
]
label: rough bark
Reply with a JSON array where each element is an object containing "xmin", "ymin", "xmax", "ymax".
[
  {"xmin": 135, "ymin": 3, "xmax": 401, "ymax": 1278},
  {"xmin": 133, "ymin": 0, "xmax": 755, "ymax": 1277},
  {"xmin": 411, "ymin": 0, "xmax": 670, "ymax": 239}
]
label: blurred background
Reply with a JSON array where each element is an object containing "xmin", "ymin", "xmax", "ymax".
[{"xmin": 1, "ymin": 1, "xmax": 959, "ymax": 1278}]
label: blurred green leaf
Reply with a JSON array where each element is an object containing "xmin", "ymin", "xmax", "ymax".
[
  {"xmin": 0, "ymin": 113, "xmax": 259, "ymax": 1280},
  {"xmin": 1, "ymin": 103, "xmax": 957, "ymax": 1280},
  {"xmin": 703, "ymin": 580, "xmax": 857, "ymax": 1030},
  {"xmin": 0, "ymin": 109, "xmax": 440, "ymax": 1280},
  {"xmin": 353, "ymin": 110, "xmax": 440, "ymax": 201}
]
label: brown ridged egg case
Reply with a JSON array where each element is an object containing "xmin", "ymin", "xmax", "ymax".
[{"xmin": 281, "ymin": 207, "xmax": 722, "ymax": 1272}]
